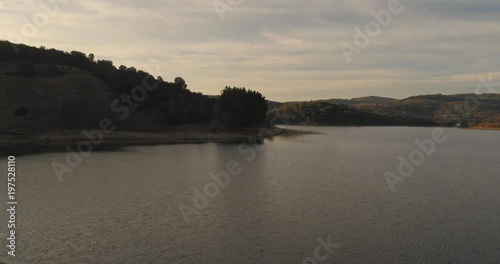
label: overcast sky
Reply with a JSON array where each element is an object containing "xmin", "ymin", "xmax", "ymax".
[{"xmin": 1, "ymin": 0, "xmax": 500, "ymax": 101}]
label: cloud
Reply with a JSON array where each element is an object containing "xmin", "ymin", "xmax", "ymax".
[{"xmin": 1, "ymin": 0, "xmax": 499, "ymax": 101}]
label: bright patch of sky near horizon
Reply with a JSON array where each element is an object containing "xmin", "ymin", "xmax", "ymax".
[{"xmin": 1, "ymin": 0, "xmax": 500, "ymax": 101}]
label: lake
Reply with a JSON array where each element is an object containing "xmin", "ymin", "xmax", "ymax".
[{"xmin": 1, "ymin": 126, "xmax": 499, "ymax": 263}]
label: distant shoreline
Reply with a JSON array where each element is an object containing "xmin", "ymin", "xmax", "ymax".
[
  {"xmin": 466, "ymin": 127, "xmax": 500, "ymax": 131},
  {"xmin": 1, "ymin": 125, "xmax": 497, "ymax": 157},
  {"xmin": 282, "ymin": 123, "xmax": 500, "ymax": 130}
]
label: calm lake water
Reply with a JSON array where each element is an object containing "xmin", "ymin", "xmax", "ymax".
[{"xmin": 1, "ymin": 126, "xmax": 499, "ymax": 263}]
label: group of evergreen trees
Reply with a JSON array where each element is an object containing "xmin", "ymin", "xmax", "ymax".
[{"xmin": 218, "ymin": 86, "xmax": 269, "ymax": 126}]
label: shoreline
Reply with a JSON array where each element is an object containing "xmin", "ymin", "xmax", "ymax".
[
  {"xmin": 465, "ymin": 127, "xmax": 500, "ymax": 131},
  {"xmin": 2, "ymin": 125, "xmax": 497, "ymax": 157},
  {"xmin": 0, "ymin": 126, "xmax": 297, "ymax": 156}
]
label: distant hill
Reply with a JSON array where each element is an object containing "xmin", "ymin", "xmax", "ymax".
[
  {"xmin": 268, "ymin": 101, "xmax": 435, "ymax": 126},
  {"xmin": 318, "ymin": 96, "xmax": 396, "ymax": 106},
  {"xmin": 269, "ymin": 94, "xmax": 500, "ymax": 127},
  {"xmin": 279, "ymin": 96, "xmax": 395, "ymax": 110},
  {"xmin": 355, "ymin": 94, "xmax": 500, "ymax": 127},
  {"xmin": 266, "ymin": 100, "xmax": 283, "ymax": 110}
]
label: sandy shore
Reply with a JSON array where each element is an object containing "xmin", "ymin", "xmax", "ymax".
[{"xmin": 0, "ymin": 126, "xmax": 295, "ymax": 156}]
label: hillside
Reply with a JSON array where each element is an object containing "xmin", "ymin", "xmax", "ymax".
[
  {"xmin": 266, "ymin": 100, "xmax": 283, "ymax": 110},
  {"xmin": 268, "ymin": 101, "xmax": 435, "ymax": 126},
  {"xmin": 269, "ymin": 94, "xmax": 500, "ymax": 127},
  {"xmin": 355, "ymin": 94, "xmax": 500, "ymax": 127},
  {"xmin": 0, "ymin": 62, "xmax": 114, "ymax": 129},
  {"xmin": 0, "ymin": 41, "xmax": 215, "ymax": 130},
  {"xmin": 318, "ymin": 96, "xmax": 396, "ymax": 106}
]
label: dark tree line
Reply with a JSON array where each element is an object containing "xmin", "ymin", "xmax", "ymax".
[{"xmin": 0, "ymin": 41, "xmax": 270, "ymax": 127}]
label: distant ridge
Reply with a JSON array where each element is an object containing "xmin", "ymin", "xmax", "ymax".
[
  {"xmin": 318, "ymin": 96, "xmax": 396, "ymax": 106},
  {"xmin": 268, "ymin": 93, "xmax": 500, "ymax": 128}
]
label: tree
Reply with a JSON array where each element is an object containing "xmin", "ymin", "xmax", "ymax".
[
  {"xmin": 218, "ymin": 87, "xmax": 268, "ymax": 126},
  {"xmin": 71, "ymin": 51, "xmax": 86, "ymax": 61},
  {"xmin": 96, "ymin": 59, "xmax": 113, "ymax": 67},
  {"xmin": 174, "ymin": 77, "xmax": 187, "ymax": 89}
]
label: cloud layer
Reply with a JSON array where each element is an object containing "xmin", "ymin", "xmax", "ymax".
[{"xmin": 1, "ymin": 0, "xmax": 500, "ymax": 101}]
